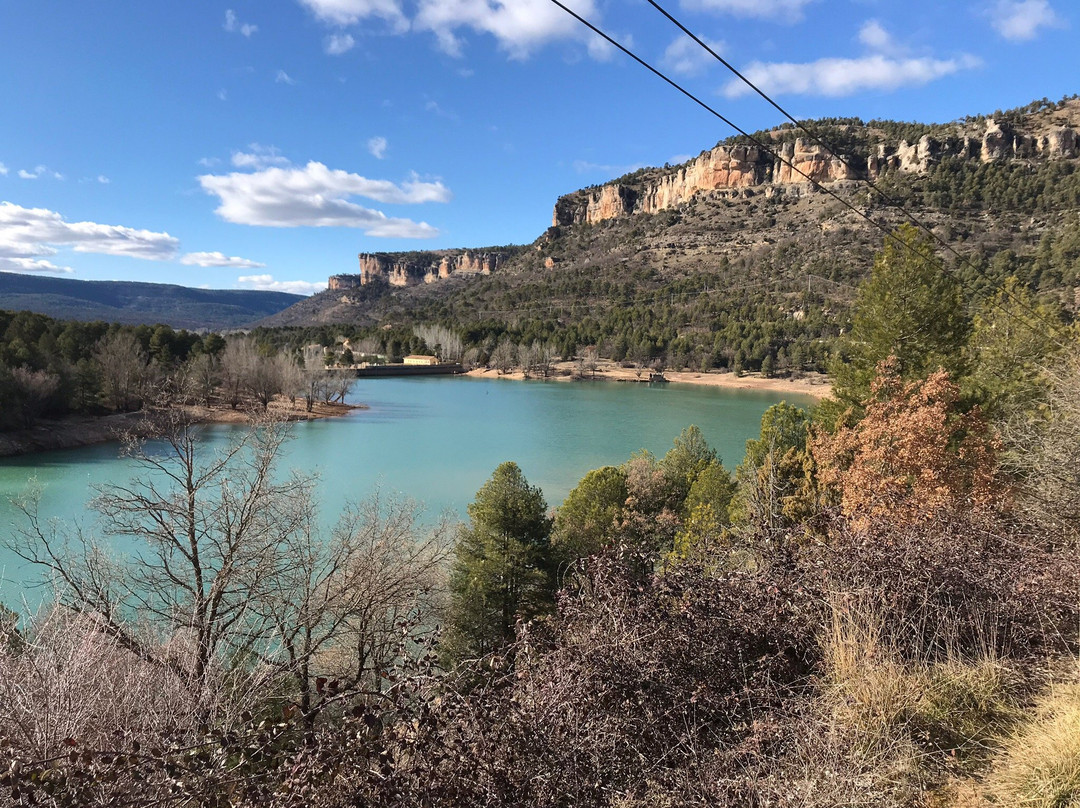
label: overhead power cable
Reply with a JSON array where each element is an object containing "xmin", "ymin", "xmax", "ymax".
[
  {"xmin": 641, "ymin": 0, "xmax": 1060, "ymax": 336},
  {"xmin": 545, "ymin": 0, "xmax": 1066, "ymax": 346}
]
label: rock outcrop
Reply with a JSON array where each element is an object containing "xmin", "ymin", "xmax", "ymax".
[
  {"xmin": 330, "ymin": 249, "xmax": 516, "ymax": 290},
  {"xmin": 554, "ymin": 119, "xmax": 1080, "ymax": 227}
]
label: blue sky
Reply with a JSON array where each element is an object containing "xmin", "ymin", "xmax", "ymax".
[{"xmin": 0, "ymin": 0, "xmax": 1075, "ymax": 296}]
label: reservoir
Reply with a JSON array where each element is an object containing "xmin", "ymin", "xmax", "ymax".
[{"xmin": 0, "ymin": 376, "xmax": 813, "ymax": 603}]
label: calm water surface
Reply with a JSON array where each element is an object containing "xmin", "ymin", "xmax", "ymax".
[{"xmin": 0, "ymin": 376, "xmax": 812, "ymax": 601}]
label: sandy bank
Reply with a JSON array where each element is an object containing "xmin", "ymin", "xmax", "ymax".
[
  {"xmin": 465, "ymin": 360, "xmax": 831, "ymax": 400},
  {"xmin": 0, "ymin": 399, "xmax": 363, "ymax": 459}
]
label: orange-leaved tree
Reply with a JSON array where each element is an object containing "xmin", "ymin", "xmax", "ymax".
[{"xmin": 813, "ymin": 358, "xmax": 1006, "ymax": 531}]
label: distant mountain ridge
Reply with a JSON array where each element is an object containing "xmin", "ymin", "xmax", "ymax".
[{"xmin": 0, "ymin": 273, "xmax": 303, "ymax": 330}]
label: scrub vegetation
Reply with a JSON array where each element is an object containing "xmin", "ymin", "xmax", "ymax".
[{"xmin": 3, "ymin": 222, "xmax": 1080, "ymax": 806}]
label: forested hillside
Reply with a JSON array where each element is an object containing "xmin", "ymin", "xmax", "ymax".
[
  {"xmin": 0, "ymin": 274, "xmax": 302, "ymax": 330},
  {"xmin": 260, "ymin": 96, "xmax": 1080, "ymax": 377}
]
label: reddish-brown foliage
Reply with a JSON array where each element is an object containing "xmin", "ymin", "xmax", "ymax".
[{"xmin": 814, "ymin": 359, "xmax": 1006, "ymax": 531}]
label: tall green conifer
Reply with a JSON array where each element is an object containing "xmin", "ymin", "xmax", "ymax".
[{"xmin": 444, "ymin": 462, "xmax": 553, "ymax": 663}]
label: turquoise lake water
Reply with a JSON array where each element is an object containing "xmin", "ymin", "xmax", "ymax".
[{"xmin": 0, "ymin": 376, "xmax": 812, "ymax": 603}]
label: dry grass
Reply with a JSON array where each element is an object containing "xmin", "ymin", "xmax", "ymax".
[
  {"xmin": 986, "ymin": 678, "xmax": 1080, "ymax": 807},
  {"xmin": 768, "ymin": 599, "xmax": 1024, "ymax": 807},
  {"xmin": 823, "ymin": 601, "xmax": 1019, "ymax": 766}
]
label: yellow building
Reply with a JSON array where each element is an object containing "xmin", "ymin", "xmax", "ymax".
[{"xmin": 403, "ymin": 354, "xmax": 439, "ymax": 366}]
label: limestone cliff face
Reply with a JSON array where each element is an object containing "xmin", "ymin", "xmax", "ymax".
[
  {"xmin": 554, "ymin": 119, "xmax": 1080, "ymax": 227},
  {"xmin": 328, "ymin": 275, "xmax": 361, "ymax": 291},
  {"xmin": 333, "ymin": 249, "xmax": 513, "ymax": 289}
]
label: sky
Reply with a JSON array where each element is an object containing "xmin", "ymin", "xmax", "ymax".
[{"xmin": 0, "ymin": 0, "xmax": 1076, "ymax": 296}]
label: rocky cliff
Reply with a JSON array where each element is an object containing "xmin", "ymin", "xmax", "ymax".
[
  {"xmin": 554, "ymin": 117, "xmax": 1080, "ymax": 226},
  {"xmin": 329, "ymin": 248, "xmax": 520, "ymax": 291}
]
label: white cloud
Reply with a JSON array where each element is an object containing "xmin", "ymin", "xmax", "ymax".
[
  {"xmin": 237, "ymin": 274, "xmax": 327, "ymax": 296},
  {"xmin": 224, "ymin": 9, "xmax": 258, "ymax": 36},
  {"xmin": 298, "ymin": 0, "xmax": 408, "ymax": 31},
  {"xmin": 180, "ymin": 251, "xmax": 266, "ymax": 269},
  {"xmin": 197, "ymin": 162, "xmax": 449, "ymax": 236},
  {"xmin": 18, "ymin": 165, "xmax": 64, "ymax": 181},
  {"xmin": 723, "ymin": 53, "xmax": 979, "ymax": 97},
  {"xmin": 367, "ymin": 136, "xmax": 388, "ymax": 159},
  {"xmin": 413, "ymin": 0, "xmax": 602, "ymax": 59},
  {"xmin": 217, "ymin": 89, "xmax": 229, "ymax": 101},
  {"xmin": 989, "ymin": 0, "xmax": 1061, "ymax": 40},
  {"xmin": 680, "ymin": 0, "xmax": 814, "ymax": 21},
  {"xmin": 0, "ymin": 202, "xmax": 179, "ymax": 265},
  {"xmin": 198, "ymin": 157, "xmax": 222, "ymax": 168},
  {"xmin": 232, "ymin": 143, "xmax": 291, "ymax": 170},
  {"xmin": 858, "ymin": 20, "xmax": 893, "ymax": 51},
  {"xmin": 0, "ymin": 256, "xmax": 74, "ymax": 274},
  {"xmin": 97, "ymin": 175, "xmax": 111, "ymax": 184},
  {"xmin": 0, "ymin": 163, "xmax": 7, "ymax": 176},
  {"xmin": 275, "ymin": 70, "xmax": 297, "ymax": 85},
  {"xmin": 662, "ymin": 34, "xmax": 726, "ymax": 76},
  {"xmin": 324, "ymin": 32, "xmax": 356, "ymax": 54},
  {"xmin": 423, "ymin": 99, "xmax": 460, "ymax": 121}
]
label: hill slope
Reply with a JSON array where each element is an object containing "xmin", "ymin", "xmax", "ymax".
[
  {"xmin": 253, "ymin": 96, "xmax": 1080, "ymax": 374},
  {"xmin": 0, "ymin": 273, "xmax": 303, "ymax": 330}
]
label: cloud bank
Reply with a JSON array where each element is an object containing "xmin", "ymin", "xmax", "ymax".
[
  {"xmin": 724, "ymin": 54, "xmax": 978, "ymax": 98},
  {"xmin": 197, "ymin": 161, "xmax": 449, "ymax": 236},
  {"xmin": 990, "ymin": 0, "xmax": 1061, "ymax": 40},
  {"xmin": 723, "ymin": 20, "xmax": 978, "ymax": 98},
  {"xmin": 297, "ymin": 0, "xmax": 608, "ymax": 59},
  {"xmin": 0, "ymin": 202, "xmax": 179, "ymax": 271},
  {"xmin": 180, "ymin": 251, "xmax": 266, "ymax": 269},
  {"xmin": 238, "ymin": 274, "xmax": 328, "ymax": 296}
]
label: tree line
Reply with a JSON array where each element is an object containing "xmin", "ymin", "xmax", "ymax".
[{"xmin": 0, "ymin": 312, "xmax": 356, "ymax": 431}]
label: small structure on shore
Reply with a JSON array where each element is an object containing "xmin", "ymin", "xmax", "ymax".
[{"xmin": 404, "ymin": 354, "xmax": 439, "ymax": 366}]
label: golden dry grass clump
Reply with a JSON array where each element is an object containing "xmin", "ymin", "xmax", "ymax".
[{"xmin": 987, "ymin": 679, "xmax": 1080, "ymax": 807}]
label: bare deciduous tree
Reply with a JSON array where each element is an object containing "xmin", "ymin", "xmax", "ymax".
[
  {"xmin": 219, "ymin": 337, "xmax": 257, "ymax": 410},
  {"xmin": 257, "ymin": 492, "xmax": 450, "ymax": 720},
  {"xmin": 414, "ymin": 324, "xmax": 463, "ymax": 362},
  {"xmin": 93, "ymin": 331, "xmax": 149, "ymax": 412},
  {"xmin": 9, "ymin": 366, "xmax": 61, "ymax": 427},
  {"xmin": 490, "ymin": 339, "xmax": 517, "ymax": 374},
  {"xmin": 322, "ymin": 370, "xmax": 354, "ymax": 404},
  {"xmin": 577, "ymin": 345, "xmax": 600, "ymax": 379},
  {"xmin": 188, "ymin": 352, "xmax": 220, "ymax": 407},
  {"xmin": 9, "ymin": 414, "xmax": 313, "ymax": 687},
  {"xmin": 518, "ymin": 341, "xmax": 538, "ymax": 378},
  {"xmin": 302, "ymin": 344, "xmax": 329, "ymax": 412}
]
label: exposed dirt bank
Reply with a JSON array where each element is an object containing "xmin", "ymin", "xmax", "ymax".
[
  {"xmin": 0, "ymin": 399, "xmax": 362, "ymax": 459},
  {"xmin": 465, "ymin": 360, "xmax": 831, "ymax": 399}
]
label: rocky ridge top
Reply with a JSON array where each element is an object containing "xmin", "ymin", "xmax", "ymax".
[
  {"xmin": 330, "ymin": 248, "xmax": 522, "ymax": 292},
  {"xmin": 554, "ymin": 110, "xmax": 1080, "ymax": 227}
]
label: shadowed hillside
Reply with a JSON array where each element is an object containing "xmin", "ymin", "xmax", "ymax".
[{"xmin": 0, "ymin": 273, "xmax": 303, "ymax": 330}]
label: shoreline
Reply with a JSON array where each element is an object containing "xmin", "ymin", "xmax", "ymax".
[
  {"xmin": 1, "ymin": 366, "xmax": 828, "ymax": 460},
  {"xmin": 0, "ymin": 399, "xmax": 363, "ymax": 460},
  {"xmin": 464, "ymin": 361, "xmax": 831, "ymax": 400}
]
